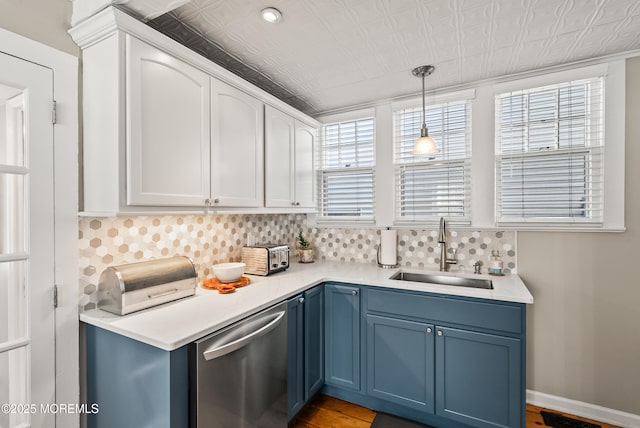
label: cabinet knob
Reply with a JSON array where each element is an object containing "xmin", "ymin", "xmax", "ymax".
[
  {"xmin": 426, "ymin": 327, "xmax": 432, "ymax": 334},
  {"xmin": 351, "ymin": 290, "xmax": 358, "ymax": 296},
  {"xmin": 204, "ymin": 198, "xmax": 211, "ymax": 206},
  {"xmin": 295, "ymin": 202, "xmax": 300, "ymax": 206},
  {"xmin": 437, "ymin": 330, "xmax": 443, "ymax": 336},
  {"xmin": 214, "ymin": 198, "xmax": 219, "ymax": 204},
  {"xmin": 299, "ymin": 297, "xmax": 305, "ymax": 303}
]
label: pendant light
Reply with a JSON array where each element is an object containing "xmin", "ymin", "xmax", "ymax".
[{"xmin": 411, "ymin": 65, "xmax": 439, "ymax": 156}]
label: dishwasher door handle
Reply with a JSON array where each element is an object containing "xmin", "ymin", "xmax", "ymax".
[{"xmin": 202, "ymin": 311, "xmax": 286, "ymax": 361}]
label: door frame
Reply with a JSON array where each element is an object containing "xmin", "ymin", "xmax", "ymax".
[{"xmin": 0, "ymin": 28, "xmax": 79, "ymax": 428}]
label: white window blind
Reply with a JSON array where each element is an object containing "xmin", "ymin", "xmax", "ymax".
[
  {"xmin": 495, "ymin": 77, "xmax": 604, "ymax": 225},
  {"xmin": 393, "ymin": 100, "xmax": 472, "ymax": 224},
  {"xmin": 318, "ymin": 118, "xmax": 375, "ymax": 221}
]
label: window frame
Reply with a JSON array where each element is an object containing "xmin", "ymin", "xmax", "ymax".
[
  {"xmin": 315, "ymin": 111, "xmax": 376, "ymax": 223},
  {"xmin": 392, "ymin": 92, "xmax": 474, "ymax": 227},
  {"xmin": 491, "ymin": 62, "xmax": 625, "ymax": 230}
]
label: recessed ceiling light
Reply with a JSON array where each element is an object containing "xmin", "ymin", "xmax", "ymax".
[{"xmin": 261, "ymin": 7, "xmax": 282, "ymax": 23}]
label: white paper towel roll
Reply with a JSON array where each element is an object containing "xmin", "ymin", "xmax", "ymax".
[{"xmin": 379, "ymin": 229, "xmax": 397, "ymax": 266}]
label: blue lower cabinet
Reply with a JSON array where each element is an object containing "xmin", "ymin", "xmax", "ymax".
[
  {"xmin": 287, "ymin": 294, "xmax": 305, "ymax": 419},
  {"xmin": 435, "ymin": 326, "xmax": 522, "ymax": 428},
  {"xmin": 324, "ymin": 282, "xmax": 361, "ymax": 391},
  {"xmin": 287, "ymin": 285, "xmax": 325, "ymax": 420},
  {"xmin": 304, "ymin": 285, "xmax": 324, "ymax": 400},
  {"xmin": 83, "ymin": 323, "xmax": 188, "ymax": 428},
  {"xmin": 366, "ymin": 315, "xmax": 435, "ymax": 412}
]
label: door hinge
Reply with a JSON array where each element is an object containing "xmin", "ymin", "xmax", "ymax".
[
  {"xmin": 53, "ymin": 284, "xmax": 58, "ymax": 308},
  {"xmin": 51, "ymin": 100, "xmax": 57, "ymax": 125}
]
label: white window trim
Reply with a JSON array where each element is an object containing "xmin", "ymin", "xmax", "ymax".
[
  {"xmin": 392, "ymin": 98, "xmax": 474, "ymax": 227},
  {"xmin": 310, "ymin": 60, "xmax": 626, "ymax": 232},
  {"xmin": 311, "ymin": 108, "xmax": 377, "ymax": 225},
  {"xmin": 489, "ymin": 61, "xmax": 625, "ymax": 231}
]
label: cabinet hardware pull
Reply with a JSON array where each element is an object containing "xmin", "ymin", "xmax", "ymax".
[
  {"xmin": 426, "ymin": 327, "xmax": 432, "ymax": 333},
  {"xmin": 437, "ymin": 330, "xmax": 443, "ymax": 336},
  {"xmin": 351, "ymin": 290, "xmax": 358, "ymax": 295},
  {"xmin": 299, "ymin": 297, "xmax": 304, "ymax": 303}
]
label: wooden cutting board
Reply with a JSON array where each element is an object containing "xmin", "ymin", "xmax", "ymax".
[{"xmin": 202, "ymin": 276, "xmax": 251, "ymax": 293}]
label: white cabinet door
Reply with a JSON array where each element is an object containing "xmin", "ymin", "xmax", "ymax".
[
  {"xmin": 265, "ymin": 105, "xmax": 295, "ymax": 207},
  {"xmin": 294, "ymin": 121, "xmax": 316, "ymax": 208},
  {"xmin": 211, "ymin": 79, "xmax": 264, "ymax": 207},
  {"xmin": 126, "ymin": 36, "xmax": 210, "ymax": 206}
]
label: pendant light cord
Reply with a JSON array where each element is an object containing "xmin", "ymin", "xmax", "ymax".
[{"xmin": 422, "ymin": 72, "xmax": 426, "ymax": 128}]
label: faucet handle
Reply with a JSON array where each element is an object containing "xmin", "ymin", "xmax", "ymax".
[{"xmin": 474, "ymin": 261, "xmax": 482, "ymax": 274}]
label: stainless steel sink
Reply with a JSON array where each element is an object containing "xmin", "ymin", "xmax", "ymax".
[{"xmin": 389, "ymin": 271, "xmax": 493, "ymax": 290}]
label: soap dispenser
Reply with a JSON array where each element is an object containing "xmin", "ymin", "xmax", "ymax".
[{"xmin": 488, "ymin": 250, "xmax": 503, "ymax": 275}]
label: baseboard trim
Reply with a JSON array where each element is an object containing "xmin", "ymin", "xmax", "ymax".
[{"xmin": 527, "ymin": 390, "xmax": 640, "ymax": 428}]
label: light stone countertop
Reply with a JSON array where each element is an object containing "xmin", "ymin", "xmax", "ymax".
[{"xmin": 80, "ymin": 260, "xmax": 534, "ymax": 351}]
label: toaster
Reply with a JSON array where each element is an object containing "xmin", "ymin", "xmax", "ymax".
[
  {"xmin": 98, "ymin": 256, "xmax": 197, "ymax": 315},
  {"xmin": 241, "ymin": 244, "xmax": 290, "ymax": 275}
]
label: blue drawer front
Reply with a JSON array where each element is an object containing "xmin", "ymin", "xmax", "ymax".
[{"xmin": 367, "ymin": 288, "xmax": 523, "ymax": 334}]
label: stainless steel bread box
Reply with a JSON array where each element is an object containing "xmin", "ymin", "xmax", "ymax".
[
  {"xmin": 98, "ymin": 256, "xmax": 197, "ymax": 315},
  {"xmin": 241, "ymin": 244, "xmax": 290, "ymax": 275}
]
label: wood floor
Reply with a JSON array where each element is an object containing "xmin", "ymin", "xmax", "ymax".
[{"xmin": 290, "ymin": 394, "xmax": 621, "ymax": 428}]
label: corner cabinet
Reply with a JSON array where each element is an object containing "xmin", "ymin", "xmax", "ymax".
[
  {"xmin": 126, "ymin": 36, "xmax": 211, "ymax": 207},
  {"xmin": 70, "ymin": 7, "xmax": 319, "ymax": 214},
  {"xmin": 265, "ymin": 105, "xmax": 316, "ymax": 209}
]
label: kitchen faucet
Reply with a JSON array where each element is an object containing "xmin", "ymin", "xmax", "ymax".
[{"xmin": 438, "ymin": 217, "xmax": 457, "ymax": 272}]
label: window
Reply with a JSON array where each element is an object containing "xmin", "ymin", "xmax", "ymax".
[
  {"xmin": 393, "ymin": 100, "xmax": 472, "ymax": 224},
  {"xmin": 495, "ymin": 77, "xmax": 604, "ymax": 225},
  {"xmin": 317, "ymin": 118, "xmax": 375, "ymax": 221}
]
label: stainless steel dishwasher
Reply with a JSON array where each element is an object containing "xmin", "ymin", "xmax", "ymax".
[{"xmin": 190, "ymin": 301, "xmax": 288, "ymax": 428}]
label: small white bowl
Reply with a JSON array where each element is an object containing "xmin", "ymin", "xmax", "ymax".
[{"xmin": 212, "ymin": 262, "xmax": 246, "ymax": 283}]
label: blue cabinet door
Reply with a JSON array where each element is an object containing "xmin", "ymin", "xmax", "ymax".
[
  {"xmin": 324, "ymin": 283, "xmax": 361, "ymax": 391},
  {"xmin": 304, "ymin": 285, "xmax": 324, "ymax": 400},
  {"xmin": 435, "ymin": 326, "xmax": 522, "ymax": 428},
  {"xmin": 366, "ymin": 314, "xmax": 435, "ymax": 412},
  {"xmin": 287, "ymin": 294, "xmax": 304, "ymax": 419}
]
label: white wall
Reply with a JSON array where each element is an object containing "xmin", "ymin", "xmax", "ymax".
[{"xmin": 0, "ymin": 0, "xmax": 78, "ymax": 56}]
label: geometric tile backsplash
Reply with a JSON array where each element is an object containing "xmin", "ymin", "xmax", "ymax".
[{"xmin": 78, "ymin": 214, "xmax": 516, "ymax": 311}]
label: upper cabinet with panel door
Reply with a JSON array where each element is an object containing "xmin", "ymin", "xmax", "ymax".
[
  {"xmin": 265, "ymin": 105, "xmax": 317, "ymax": 209},
  {"xmin": 126, "ymin": 36, "xmax": 211, "ymax": 207},
  {"xmin": 210, "ymin": 79, "xmax": 264, "ymax": 208},
  {"xmin": 70, "ymin": 7, "xmax": 318, "ymax": 215}
]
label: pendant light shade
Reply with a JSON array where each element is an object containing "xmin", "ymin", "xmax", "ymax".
[{"xmin": 411, "ymin": 65, "xmax": 439, "ymax": 156}]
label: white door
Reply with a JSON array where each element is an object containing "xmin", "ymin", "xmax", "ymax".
[
  {"xmin": 210, "ymin": 79, "xmax": 264, "ymax": 207},
  {"xmin": 265, "ymin": 105, "xmax": 295, "ymax": 207},
  {"xmin": 0, "ymin": 52, "xmax": 55, "ymax": 428}
]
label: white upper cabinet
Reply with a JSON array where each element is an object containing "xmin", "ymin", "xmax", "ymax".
[
  {"xmin": 265, "ymin": 105, "xmax": 317, "ymax": 209},
  {"xmin": 70, "ymin": 7, "xmax": 319, "ymax": 214},
  {"xmin": 127, "ymin": 36, "xmax": 211, "ymax": 206},
  {"xmin": 294, "ymin": 121, "xmax": 316, "ymax": 208},
  {"xmin": 210, "ymin": 79, "xmax": 264, "ymax": 207},
  {"xmin": 265, "ymin": 105, "xmax": 295, "ymax": 207}
]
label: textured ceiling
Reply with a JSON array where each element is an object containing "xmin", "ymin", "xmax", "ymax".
[{"xmin": 147, "ymin": 0, "xmax": 640, "ymax": 115}]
